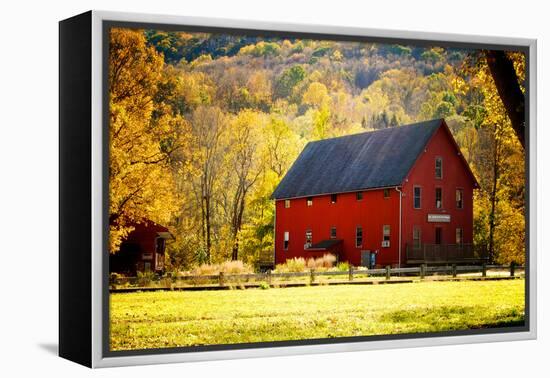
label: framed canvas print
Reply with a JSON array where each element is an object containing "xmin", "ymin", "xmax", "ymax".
[{"xmin": 59, "ymin": 10, "xmax": 537, "ymax": 368}]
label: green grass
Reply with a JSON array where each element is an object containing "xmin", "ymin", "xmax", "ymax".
[{"xmin": 110, "ymin": 279, "xmax": 525, "ymax": 351}]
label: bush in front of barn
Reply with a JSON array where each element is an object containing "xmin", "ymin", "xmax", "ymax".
[
  {"xmin": 275, "ymin": 254, "xmax": 337, "ymax": 273},
  {"xmin": 137, "ymin": 270, "xmax": 156, "ymax": 287}
]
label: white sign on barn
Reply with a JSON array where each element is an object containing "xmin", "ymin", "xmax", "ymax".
[{"xmin": 427, "ymin": 214, "xmax": 451, "ymax": 223}]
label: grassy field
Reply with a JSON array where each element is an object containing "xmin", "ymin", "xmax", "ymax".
[{"xmin": 110, "ymin": 279, "xmax": 525, "ymax": 351}]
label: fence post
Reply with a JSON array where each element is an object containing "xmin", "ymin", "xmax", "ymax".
[
  {"xmin": 267, "ymin": 270, "xmax": 272, "ymax": 285},
  {"xmin": 348, "ymin": 264, "xmax": 353, "ymax": 281},
  {"xmin": 219, "ymin": 272, "xmax": 224, "ymax": 286},
  {"xmin": 482, "ymin": 263, "xmax": 487, "ymax": 277},
  {"xmin": 420, "ymin": 264, "xmax": 425, "ymax": 279},
  {"xmin": 452, "ymin": 264, "xmax": 457, "ymax": 278},
  {"xmin": 310, "ymin": 268, "xmax": 315, "ymax": 284},
  {"xmin": 510, "ymin": 262, "xmax": 516, "ymax": 277},
  {"xmin": 385, "ymin": 265, "xmax": 391, "ymax": 280}
]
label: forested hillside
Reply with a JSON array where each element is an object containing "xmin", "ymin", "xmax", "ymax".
[{"xmin": 108, "ymin": 27, "xmax": 525, "ymax": 268}]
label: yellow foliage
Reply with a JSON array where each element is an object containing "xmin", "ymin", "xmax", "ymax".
[
  {"xmin": 302, "ymin": 82, "xmax": 331, "ymax": 108},
  {"xmin": 109, "ymin": 28, "xmax": 184, "ymax": 252}
]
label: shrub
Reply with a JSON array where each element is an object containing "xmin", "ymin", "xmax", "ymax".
[
  {"xmin": 109, "ymin": 272, "xmax": 125, "ymax": 284},
  {"xmin": 282, "ymin": 257, "xmax": 307, "ymax": 272},
  {"xmin": 275, "ymin": 255, "xmax": 337, "ymax": 273},
  {"xmin": 259, "ymin": 282, "xmax": 270, "ymax": 290},
  {"xmin": 306, "ymin": 254, "xmax": 337, "ymax": 270},
  {"xmin": 337, "ymin": 261, "xmax": 350, "ymax": 272},
  {"xmin": 192, "ymin": 263, "xmax": 218, "ymax": 276},
  {"xmin": 191, "ymin": 260, "xmax": 254, "ymax": 276},
  {"xmin": 220, "ymin": 260, "xmax": 253, "ymax": 275},
  {"xmin": 321, "ymin": 254, "xmax": 337, "ymax": 268},
  {"xmin": 137, "ymin": 271, "xmax": 156, "ymax": 287}
]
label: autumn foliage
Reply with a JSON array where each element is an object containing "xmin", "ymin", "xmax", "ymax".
[{"xmin": 108, "ymin": 28, "xmax": 526, "ymax": 266}]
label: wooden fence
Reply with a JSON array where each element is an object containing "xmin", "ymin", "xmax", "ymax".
[
  {"xmin": 110, "ymin": 263, "xmax": 524, "ymax": 292},
  {"xmin": 405, "ymin": 243, "xmax": 488, "ymax": 264}
]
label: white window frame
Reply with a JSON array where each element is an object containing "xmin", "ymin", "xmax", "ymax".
[
  {"xmin": 413, "ymin": 186, "xmax": 422, "ymax": 209},
  {"xmin": 383, "ymin": 225, "xmax": 391, "ymax": 242},
  {"xmin": 283, "ymin": 231, "xmax": 289, "ymax": 250},
  {"xmin": 305, "ymin": 229, "xmax": 312, "ymax": 248},
  {"xmin": 456, "ymin": 188, "xmax": 464, "ymax": 209},
  {"xmin": 435, "ymin": 187, "xmax": 443, "ymax": 209},
  {"xmin": 355, "ymin": 226, "xmax": 363, "ymax": 248},
  {"xmin": 435, "ymin": 156, "xmax": 443, "ymax": 179}
]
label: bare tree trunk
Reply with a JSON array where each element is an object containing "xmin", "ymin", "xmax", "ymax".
[
  {"xmin": 205, "ymin": 195, "xmax": 212, "ymax": 262},
  {"xmin": 485, "ymin": 50, "xmax": 525, "ymax": 149},
  {"xmin": 488, "ymin": 157, "xmax": 497, "ymax": 263},
  {"xmin": 231, "ymin": 193, "xmax": 247, "ymax": 261},
  {"xmin": 487, "ymin": 125, "xmax": 501, "ymax": 263},
  {"xmin": 231, "ymin": 241, "xmax": 239, "ymax": 261},
  {"xmin": 200, "ymin": 187, "xmax": 206, "ymax": 250},
  {"xmin": 230, "ymin": 185, "xmax": 247, "ymax": 261}
]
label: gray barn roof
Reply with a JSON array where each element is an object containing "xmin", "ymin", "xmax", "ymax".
[{"xmin": 272, "ymin": 119, "xmax": 444, "ymax": 200}]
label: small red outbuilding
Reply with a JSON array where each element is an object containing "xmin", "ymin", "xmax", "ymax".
[
  {"xmin": 272, "ymin": 119, "xmax": 480, "ymax": 267},
  {"xmin": 109, "ymin": 220, "xmax": 174, "ymax": 275}
]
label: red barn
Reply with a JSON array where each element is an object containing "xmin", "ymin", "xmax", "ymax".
[
  {"xmin": 109, "ymin": 220, "xmax": 174, "ymax": 275},
  {"xmin": 272, "ymin": 119, "xmax": 481, "ymax": 268}
]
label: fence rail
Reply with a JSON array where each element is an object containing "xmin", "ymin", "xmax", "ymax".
[{"xmin": 110, "ymin": 263, "xmax": 524, "ymax": 291}]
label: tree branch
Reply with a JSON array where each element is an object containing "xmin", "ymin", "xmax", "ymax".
[{"xmin": 484, "ymin": 50, "xmax": 525, "ymax": 149}]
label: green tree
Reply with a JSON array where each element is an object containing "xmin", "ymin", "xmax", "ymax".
[{"xmin": 275, "ymin": 65, "xmax": 306, "ymax": 98}]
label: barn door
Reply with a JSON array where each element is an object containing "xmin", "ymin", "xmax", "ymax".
[
  {"xmin": 361, "ymin": 250, "xmax": 371, "ymax": 268},
  {"xmin": 435, "ymin": 227, "xmax": 442, "ymax": 244}
]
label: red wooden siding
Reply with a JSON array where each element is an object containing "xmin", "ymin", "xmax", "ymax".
[
  {"xmin": 110, "ymin": 221, "xmax": 171, "ymax": 275},
  {"xmin": 275, "ymin": 189, "xmax": 400, "ymax": 266},
  {"xmin": 274, "ymin": 122, "xmax": 477, "ymax": 267},
  {"xmin": 401, "ymin": 124, "xmax": 476, "ymax": 260}
]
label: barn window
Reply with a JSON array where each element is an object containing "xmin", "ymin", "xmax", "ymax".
[
  {"xmin": 330, "ymin": 226, "xmax": 337, "ymax": 239},
  {"xmin": 456, "ymin": 189, "xmax": 463, "ymax": 209},
  {"xmin": 144, "ymin": 262, "xmax": 151, "ymax": 272},
  {"xmin": 285, "ymin": 199, "xmax": 291, "ymax": 208},
  {"xmin": 331, "ymin": 194, "xmax": 337, "ymax": 204},
  {"xmin": 284, "ymin": 231, "xmax": 289, "ymax": 250},
  {"xmin": 355, "ymin": 226, "xmax": 363, "ymax": 247},
  {"xmin": 435, "ymin": 188, "xmax": 442, "ymax": 209},
  {"xmin": 356, "ymin": 191, "xmax": 363, "ymax": 201},
  {"xmin": 305, "ymin": 230, "xmax": 312, "ymax": 248},
  {"xmin": 307, "ymin": 197, "xmax": 313, "ymax": 207},
  {"xmin": 413, "ymin": 186, "xmax": 421, "ymax": 209},
  {"xmin": 383, "ymin": 225, "xmax": 391, "ymax": 242},
  {"xmin": 456, "ymin": 228, "xmax": 463, "ymax": 245},
  {"xmin": 383, "ymin": 188, "xmax": 390, "ymax": 198},
  {"xmin": 435, "ymin": 157, "xmax": 443, "ymax": 179},
  {"xmin": 413, "ymin": 226, "xmax": 421, "ymax": 250}
]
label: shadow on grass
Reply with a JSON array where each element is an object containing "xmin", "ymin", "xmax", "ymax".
[{"xmin": 379, "ymin": 306, "xmax": 525, "ymax": 329}]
